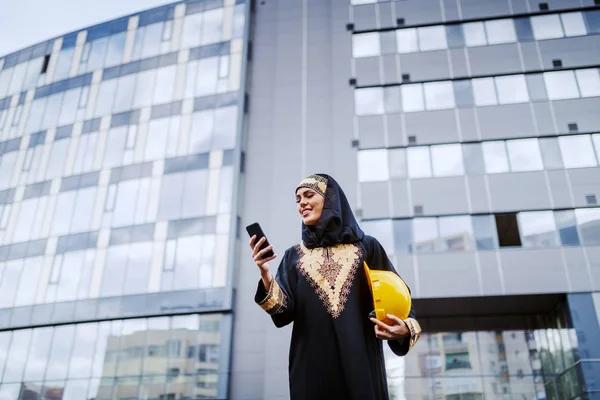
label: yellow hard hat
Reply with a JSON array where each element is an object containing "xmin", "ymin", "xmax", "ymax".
[{"xmin": 364, "ymin": 262, "xmax": 412, "ymax": 321}]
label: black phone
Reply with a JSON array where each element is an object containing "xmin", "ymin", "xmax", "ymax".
[{"xmin": 246, "ymin": 222, "xmax": 275, "ymax": 258}]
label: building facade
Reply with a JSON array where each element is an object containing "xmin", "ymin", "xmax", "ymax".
[
  {"xmin": 1, "ymin": 0, "xmax": 600, "ymax": 400},
  {"xmin": 0, "ymin": 0, "xmax": 248, "ymax": 399}
]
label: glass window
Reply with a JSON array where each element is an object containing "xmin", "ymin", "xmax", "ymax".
[
  {"xmin": 172, "ymin": 236, "xmax": 203, "ymax": 290},
  {"xmin": 482, "ymin": 141, "xmax": 509, "ymax": 173},
  {"xmin": 413, "ymin": 218, "xmax": 438, "ymax": 253},
  {"xmin": 103, "ymin": 126, "xmax": 128, "ymax": 168},
  {"xmin": 431, "ymin": 144, "xmax": 464, "ymax": 177},
  {"xmin": 14, "ymin": 257, "xmax": 43, "ymax": 307},
  {"xmin": 587, "ymin": 10, "xmax": 600, "ymax": 34},
  {"xmin": 472, "ymin": 78, "xmax": 498, "ymax": 106},
  {"xmin": 407, "ymin": 147, "xmax": 432, "ymax": 178},
  {"xmin": 190, "ymin": 110, "xmax": 214, "ymax": 153},
  {"xmin": 401, "ymin": 84, "xmax": 425, "ymax": 112},
  {"xmin": 355, "ymin": 88, "xmax": 384, "ymax": 115},
  {"xmin": 113, "ymin": 74, "xmax": 136, "ymax": 113},
  {"xmin": 531, "ymin": 15, "xmax": 564, "ymax": 40},
  {"xmin": 105, "ymin": 32, "xmax": 126, "ymax": 67},
  {"xmin": 554, "ymin": 210, "xmax": 580, "ymax": 246},
  {"xmin": 463, "ymin": 143, "xmax": 485, "ymax": 175},
  {"xmin": 380, "ymin": 31, "xmax": 397, "ymax": 55},
  {"xmin": 495, "ymin": 75, "xmax": 529, "ymax": 104},
  {"xmin": 424, "ymin": 81, "xmax": 455, "ymax": 110},
  {"xmin": 70, "ymin": 187, "xmax": 96, "ymax": 233},
  {"xmin": 439, "ymin": 216, "xmax": 473, "ymax": 251},
  {"xmin": 181, "ymin": 170, "xmax": 208, "ymax": 219},
  {"xmin": 94, "ymin": 79, "xmax": 118, "ymax": 118},
  {"xmin": 8, "ymin": 63, "xmax": 27, "ymax": 94},
  {"xmin": 45, "ymin": 325, "xmax": 75, "ymax": 380},
  {"xmin": 0, "ymin": 331, "xmax": 11, "ymax": 379},
  {"xmin": 463, "ymin": 22, "xmax": 487, "ymax": 46},
  {"xmin": 100, "ymin": 245, "xmax": 128, "ymax": 296},
  {"xmin": 182, "ymin": 13, "xmax": 203, "ymax": 49},
  {"xmin": 506, "ymin": 138, "xmax": 543, "ymax": 171},
  {"xmin": 393, "ymin": 219, "xmax": 412, "ymax": 254},
  {"xmin": 575, "ymin": 69, "xmax": 600, "ymax": 98},
  {"xmin": 417, "ymin": 26, "xmax": 447, "ymax": 51},
  {"xmin": 388, "ymin": 148, "xmax": 407, "ymax": 178},
  {"xmin": 86, "ymin": 38, "xmax": 109, "ymax": 72},
  {"xmin": 519, "ymin": 211, "xmax": 558, "ymax": 247},
  {"xmin": 593, "ymin": 134, "xmax": 600, "ymax": 161},
  {"xmin": 361, "ymin": 220, "xmax": 394, "ymax": 255},
  {"xmin": 358, "ymin": 149, "xmax": 389, "ymax": 182},
  {"xmin": 384, "ymin": 87, "xmax": 402, "ymax": 113},
  {"xmin": 561, "ymin": 12, "xmax": 587, "ymax": 37},
  {"xmin": 202, "ymin": 8, "xmax": 224, "ymax": 45},
  {"xmin": 123, "ymin": 242, "xmax": 152, "ymax": 295},
  {"xmin": 485, "ymin": 19, "xmax": 517, "ymax": 44},
  {"xmin": 396, "ymin": 28, "xmax": 419, "ymax": 53},
  {"xmin": 446, "ymin": 25, "xmax": 465, "ymax": 48},
  {"xmin": 141, "ymin": 23, "xmax": 164, "ymax": 59},
  {"xmin": 57, "ymin": 88, "xmax": 81, "ymax": 126},
  {"xmin": 454, "ymin": 80, "xmax": 474, "ymax": 108},
  {"xmin": 559, "ymin": 135, "xmax": 597, "ymax": 168},
  {"xmin": 41, "ymin": 92, "xmax": 63, "ymax": 130},
  {"xmin": 53, "ymin": 48, "xmax": 75, "ymax": 82},
  {"xmin": 544, "ymin": 71, "xmax": 580, "ymax": 100},
  {"xmin": 23, "ymin": 327, "xmax": 53, "ymax": 381},
  {"xmin": 153, "ymin": 65, "xmax": 177, "ymax": 103},
  {"xmin": 539, "ymin": 138, "xmax": 564, "ymax": 169},
  {"xmin": 526, "ymin": 73, "xmax": 548, "ymax": 101},
  {"xmin": 575, "ymin": 208, "xmax": 600, "ymax": 245},
  {"xmin": 213, "ymin": 106, "xmax": 238, "ymax": 150},
  {"xmin": 133, "ymin": 69, "xmax": 156, "ymax": 109},
  {"xmin": 472, "ymin": 215, "xmax": 498, "ymax": 250},
  {"xmin": 158, "ymin": 173, "xmax": 185, "ymax": 220},
  {"xmin": 195, "ymin": 57, "xmax": 219, "ymax": 97},
  {"xmin": 2, "ymin": 328, "xmax": 32, "ymax": 382},
  {"xmin": 353, "ymin": 33, "xmax": 380, "ymax": 58},
  {"xmin": 0, "ymin": 260, "xmax": 20, "ymax": 308}
]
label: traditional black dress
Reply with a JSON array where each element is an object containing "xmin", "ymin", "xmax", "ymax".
[{"xmin": 255, "ymin": 175, "xmax": 421, "ymax": 400}]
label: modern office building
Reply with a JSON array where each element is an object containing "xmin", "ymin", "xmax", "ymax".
[{"xmin": 0, "ymin": 0, "xmax": 600, "ymax": 399}]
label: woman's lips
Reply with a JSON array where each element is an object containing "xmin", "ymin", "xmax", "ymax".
[{"xmin": 302, "ymin": 209, "xmax": 311, "ymax": 217}]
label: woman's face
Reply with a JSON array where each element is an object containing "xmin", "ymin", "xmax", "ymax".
[{"xmin": 296, "ymin": 188, "xmax": 325, "ymax": 226}]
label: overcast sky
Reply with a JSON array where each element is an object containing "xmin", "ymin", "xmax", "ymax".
[{"xmin": 0, "ymin": 0, "xmax": 176, "ymax": 57}]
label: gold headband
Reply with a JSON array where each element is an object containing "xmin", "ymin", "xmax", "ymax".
[{"xmin": 296, "ymin": 174, "xmax": 328, "ymax": 198}]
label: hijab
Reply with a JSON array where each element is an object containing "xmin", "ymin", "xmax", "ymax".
[{"xmin": 296, "ymin": 174, "xmax": 364, "ymax": 249}]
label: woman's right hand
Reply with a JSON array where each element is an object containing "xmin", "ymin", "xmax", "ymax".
[{"xmin": 249, "ymin": 235, "xmax": 277, "ymax": 289}]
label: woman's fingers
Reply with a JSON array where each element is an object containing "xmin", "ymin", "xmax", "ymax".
[
  {"xmin": 251, "ymin": 237, "xmax": 266, "ymax": 256},
  {"xmin": 256, "ymin": 245, "xmax": 273, "ymax": 259},
  {"xmin": 370, "ymin": 318, "xmax": 392, "ymax": 332},
  {"xmin": 374, "ymin": 324, "xmax": 392, "ymax": 340}
]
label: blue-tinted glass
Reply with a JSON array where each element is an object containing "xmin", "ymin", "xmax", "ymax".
[
  {"xmin": 446, "ymin": 25, "xmax": 464, "ymax": 48},
  {"xmin": 585, "ymin": 10, "xmax": 600, "ymax": 34},
  {"xmin": 218, "ymin": 92, "xmax": 238, "ymax": 107},
  {"xmin": 61, "ymin": 175, "xmax": 80, "ymax": 192},
  {"xmin": 27, "ymin": 239, "xmax": 47, "ymax": 257},
  {"xmin": 79, "ymin": 171, "xmax": 100, "ymax": 188},
  {"xmin": 139, "ymin": 56, "xmax": 160, "ymax": 71},
  {"xmin": 111, "ymin": 110, "xmax": 140, "ymax": 127},
  {"xmin": 52, "ymin": 301, "xmax": 76, "ymax": 322},
  {"xmin": 0, "ymin": 308, "xmax": 11, "ymax": 328},
  {"xmin": 454, "ymin": 80, "xmax": 474, "ymax": 108},
  {"xmin": 0, "ymin": 189, "xmax": 15, "ymax": 204},
  {"xmin": 121, "ymin": 61, "xmax": 141, "ymax": 77},
  {"xmin": 194, "ymin": 95, "xmax": 217, "ymax": 111},
  {"xmin": 514, "ymin": 17, "xmax": 534, "ymax": 41},
  {"xmin": 222, "ymin": 149, "xmax": 235, "ymax": 166},
  {"xmin": 31, "ymin": 303, "xmax": 54, "ymax": 325},
  {"xmin": 82, "ymin": 118, "xmax": 101, "ymax": 134},
  {"xmin": 73, "ymin": 298, "xmax": 98, "ymax": 321},
  {"xmin": 28, "ymin": 131, "xmax": 46, "ymax": 147},
  {"xmin": 167, "ymin": 218, "xmax": 204, "ymax": 239},
  {"xmin": 236, "ymin": 0, "xmax": 245, "ymax": 4},
  {"xmin": 205, "ymin": 0, "xmax": 225, "ymax": 10},
  {"xmin": 132, "ymin": 224, "xmax": 155, "ymax": 242},
  {"xmin": 18, "ymin": 91, "xmax": 27, "ymax": 105},
  {"xmin": 164, "ymin": 153, "xmax": 210, "ymax": 174},
  {"xmin": 96, "ymin": 297, "xmax": 122, "ymax": 319},
  {"xmin": 87, "ymin": 22, "xmax": 112, "ymax": 42},
  {"xmin": 31, "ymin": 42, "xmax": 49, "ymax": 59},
  {"xmin": 9, "ymin": 306, "xmax": 31, "ymax": 327},
  {"xmin": 139, "ymin": 5, "xmax": 174, "ymax": 27},
  {"xmin": 5, "ymin": 138, "xmax": 21, "ymax": 153},
  {"xmin": 62, "ymin": 33, "xmax": 78, "ymax": 49},
  {"xmin": 34, "ymin": 84, "xmax": 50, "ymax": 99},
  {"xmin": 110, "ymin": 226, "xmax": 133, "ymax": 245},
  {"xmin": 393, "ymin": 219, "xmax": 413, "ymax": 253},
  {"xmin": 55, "ymin": 124, "xmax": 73, "ymax": 140},
  {"xmin": 103, "ymin": 65, "xmax": 121, "ymax": 80},
  {"xmin": 2, "ymin": 53, "xmax": 18, "ymax": 69},
  {"xmin": 186, "ymin": 0, "xmax": 206, "ymax": 15},
  {"xmin": 190, "ymin": 42, "xmax": 227, "ymax": 60},
  {"xmin": 559, "ymin": 226, "xmax": 580, "ymax": 246},
  {"xmin": 0, "ymin": 96, "xmax": 10, "ymax": 110},
  {"xmin": 472, "ymin": 215, "xmax": 498, "ymax": 250},
  {"xmin": 555, "ymin": 210, "xmax": 580, "ymax": 246},
  {"xmin": 159, "ymin": 52, "xmax": 178, "ymax": 67},
  {"xmin": 0, "ymin": 245, "xmax": 8, "ymax": 261},
  {"xmin": 17, "ymin": 48, "xmax": 33, "ymax": 63},
  {"xmin": 110, "ymin": 17, "xmax": 129, "ymax": 34}
]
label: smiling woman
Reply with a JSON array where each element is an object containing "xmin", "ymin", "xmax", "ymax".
[{"xmin": 248, "ymin": 174, "xmax": 421, "ymax": 400}]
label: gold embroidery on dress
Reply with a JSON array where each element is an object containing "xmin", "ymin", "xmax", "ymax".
[
  {"xmin": 257, "ymin": 280, "xmax": 287, "ymax": 315},
  {"xmin": 294, "ymin": 243, "xmax": 362, "ymax": 318}
]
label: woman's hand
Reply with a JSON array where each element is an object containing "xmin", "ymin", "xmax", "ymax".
[
  {"xmin": 370, "ymin": 314, "xmax": 411, "ymax": 341},
  {"xmin": 249, "ymin": 235, "xmax": 277, "ymax": 290}
]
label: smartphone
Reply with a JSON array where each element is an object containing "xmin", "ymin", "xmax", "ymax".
[{"xmin": 246, "ymin": 222, "xmax": 275, "ymax": 258}]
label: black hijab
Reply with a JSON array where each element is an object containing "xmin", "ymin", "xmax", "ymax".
[{"xmin": 296, "ymin": 174, "xmax": 364, "ymax": 249}]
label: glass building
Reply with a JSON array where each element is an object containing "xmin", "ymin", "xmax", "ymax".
[
  {"xmin": 0, "ymin": 0, "xmax": 248, "ymax": 399},
  {"xmin": 2, "ymin": 0, "xmax": 600, "ymax": 399}
]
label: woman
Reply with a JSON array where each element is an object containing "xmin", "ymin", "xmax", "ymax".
[{"xmin": 250, "ymin": 174, "xmax": 421, "ymax": 400}]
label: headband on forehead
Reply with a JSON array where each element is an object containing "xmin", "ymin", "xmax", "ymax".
[{"xmin": 296, "ymin": 174, "xmax": 328, "ymax": 198}]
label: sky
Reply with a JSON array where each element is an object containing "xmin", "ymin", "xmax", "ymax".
[{"xmin": 0, "ymin": 0, "xmax": 176, "ymax": 57}]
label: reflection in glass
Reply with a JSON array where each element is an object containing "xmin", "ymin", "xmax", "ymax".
[
  {"xmin": 2, "ymin": 328, "xmax": 32, "ymax": 382},
  {"xmin": 485, "ymin": 19, "xmax": 517, "ymax": 44},
  {"xmin": 575, "ymin": 208, "xmax": 600, "ymax": 245},
  {"xmin": 519, "ymin": 211, "xmax": 558, "ymax": 247},
  {"xmin": 401, "ymin": 84, "xmax": 425, "ymax": 113},
  {"xmin": 388, "ymin": 148, "xmax": 407, "ymax": 178},
  {"xmin": 393, "ymin": 219, "xmax": 413, "ymax": 254},
  {"xmin": 418, "ymin": 26, "xmax": 447, "ymax": 51},
  {"xmin": 555, "ymin": 210, "xmax": 580, "ymax": 246},
  {"xmin": 544, "ymin": 71, "xmax": 580, "ymax": 100},
  {"xmin": 472, "ymin": 215, "xmax": 498, "ymax": 250},
  {"xmin": 506, "ymin": 138, "xmax": 543, "ymax": 172},
  {"xmin": 431, "ymin": 144, "xmax": 464, "ymax": 177},
  {"xmin": 495, "ymin": 75, "xmax": 529, "ymax": 104},
  {"xmin": 23, "ymin": 327, "xmax": 53, "ymax": 381},
  {"xmin": 482, "ymin": 142, "xmax": 509, "ymax": 173},
  {"xmin": 358, "ymin": 149, "xmax": 389, "ymax": 182},
  {"xmin": 575, "ymin": 68, "xmax": 600, "ymax": 98},
  {"xmin": 531, "ymin": 15, "xmax": 564, "ymax": 40},
  {"xmin": 472, "ymin": 78, "xmax": 497, "ymax": 106},
  {"xmin": 561, "ymin": 12, "xmax": 587, "ymax": 37},
  {"xmin": 46, "ymin": 325, "xmax": 75, "ymax": 381},
  {"xmin": 439, "ymin": 216, "xmax": 473, "ymax": 251},
  {"xmin": 539, "ymin": 138, "xmax": 564, "ymax": 170},
  {"xmin": 462, "ymin": 143, "xmax": 485, "ymax": 175},
  {"xmin": 559, "ymin": 135, "xmax": 597, "ymax": 168},
  {"xmin": 396, "ymin": 28, "xmax": 418, "ymax": 53},
  {"xmin": 407, "ymin": 147, "xmax": 432, "ymax": 178},
  {"xmin": 355, "ymin": 88, "xmax": 384, "ymax": 116},
  {"xmin": 424, "ymin": 82, "xmax": 455, "ymax": 110},
  {"xmin": 463, "ymin": 22, "xmax": 486, "ymax": 47},
  {"xmin": 352, "ymin": 33, "xmax": 380, "ymax": 58},
  {"xmin": 413, "ymin": 218, "xmax": 438, "ymax": 253}
]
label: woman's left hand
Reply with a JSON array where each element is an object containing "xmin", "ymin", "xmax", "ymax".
[{"xmin": 370, "ymin": 314, "xmax": 411, "ymax": 341}]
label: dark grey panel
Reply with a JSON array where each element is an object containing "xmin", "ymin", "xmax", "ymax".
[
  {"xmin": 563, "ymin": 247, "xmax": 594, "ymax": 292},
  {"xmin": 378, "ymin": 3, "xmax": 395, "ymax": 29},
  {"xmin": 519, "ymin": 42, "xmax": 543, "ymax": 71},
  {"xmin": 468, "ymin": 44, "xmax": 522, "ymax": 76},
  {"xmin": 381, "ymin": 55, "xmax": 399, "ymax": 84},
  {"xmin": 467, "ymin": 176, "xmax": 491, "ymax": 213},
  {"xmin": 353, "ymin": 4, "xmax": 377, "ymax": 31},
  {"xmin": 361, "ymin": 181, "xmax": 390, "ymax": 219},
  {"xmin": 588, "ymin": 247, "xmax": 600, "ymax": 290},
  {"xmin": 552, "ymin": 98, "xmax": 600, "ymax": 133},
  {"xmin": 567, "ymin": 168, "xmax": 600, "ymax": 208},
  {"xmin": 386, "ymin": 113, "xmax": 406, "ymax": 147},
  {"xmin": 478, "ymin": 251, "xmax": 504, "ymax": 295},
  {"xmin": 488, "ymin": 172, "xmax": 552, "ymax": 211},
  {"xmin": 355, "ymin": 57, "xmax": 380, "ymax": 87},
  {"xmin": 399, "ymin": 51, "xmax": 451, "ymax": 82},
  {"xmin": 457, "ymin": 108, "xmax": 479, "ymax": 142},
  {"xmin": 443, "ymin": 0, "xmax": 461, "ymax": 20},
  {"xmin": 404, "ymin": 110, "xmax": 459, "ymax": 144},
  {"xmin": 510, "ymin": 0, "xmax": 531, "ymax": 13},
  {"xmin": 500, "ymin": 249, "xmax": 570, "ymax": 294},
  {"xmin": 546, "ymin": 170, "xmax": 575, "ymax": 209},
  {"xmin": 394, "ymin": 0, "xmax": 443, "ymax": 25},
  {"xmin": 390, "ymin": 178, "xmax": 411, "ymax": 217},
  {"xmin": 532, "ymin": 102, "xmax": 558, "ymax": 136},
  {"xmin": 538, "ymin": 36, "xmax": 600, "ymax": 70},
  {"xmin": 460, "ymin": 0, "xmax": 511, "ymax": 19},
  {"xmin": 477, "ymin": 104, "xmax": 535, "ymax": 140},
  {"xmin": 411, "ymin": 177, "xmax": 470, "ymax": 215},
  {"xmin": 449, "ymin": 49, "xmax": 469, "ymax": 78},
  {"xmin": 358, "ymin": 115, "xmax": 385, "ymax": 148},
  {"xmin": 418, "ymin": 253, "xmax": 481, "ymax": 298},
  {"xmin": 527, "ymin": 0, "xmax": 587, "ymax": 11}
]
